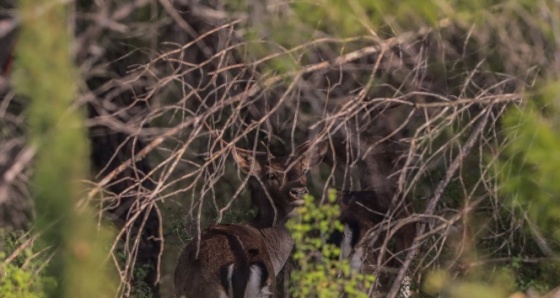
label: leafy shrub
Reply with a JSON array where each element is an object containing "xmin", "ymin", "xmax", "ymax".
[
  {"xmin": 0, "ymin": 229, "xmax": 56, "ymax": 298},
  {"xmin": 287, "ymin": 189, "xmax": 375, "ymax": 297}
]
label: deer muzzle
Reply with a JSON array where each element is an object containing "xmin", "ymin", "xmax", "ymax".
[{"xmin": 289, "ymin": 187, "xmax": 308, "ymax": 206}]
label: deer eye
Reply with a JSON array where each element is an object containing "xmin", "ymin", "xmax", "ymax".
[{"xmin": 267, "ymin": 172, "xmax": 277, "ymax": 180}]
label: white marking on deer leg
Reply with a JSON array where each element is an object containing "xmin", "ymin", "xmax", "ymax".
[
  {"xmin": 341, "ymin": 224, "xmax": 353, "ymax": 259},
  {"xmin": 245, "ymin": 264, "xmax": 270, "ymax": 298},
  {"xmin": 260, "ymin": 284, "xmax": 272, "ymax": 297},
  {"xmin": 349, "ymin": 246, "xmax": 364, "ymax": 272},
  {"xmin": 226, "ymin": 263, "xmax": 234, "ymax": 298},
  {"xmin": 400, "ymin": 275, "xmax": 411, "ymax": 298}
]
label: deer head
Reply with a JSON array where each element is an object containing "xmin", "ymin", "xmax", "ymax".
[{"xmin": 232, "ymin": 141, "xmax": 328, "ymax": 227}]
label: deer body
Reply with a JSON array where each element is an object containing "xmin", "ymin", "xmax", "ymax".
[
  {"xmin": 174, "ymin": 142, "xmax": 326, "ymax": 298},
  {"xmin": 321, "ymin": 127, "xmax": 415, "ymax": 276},
  {"xmin": 174, "ymin": 224, "xmax": 293, "ymax": 297},
  {"xmin": 331, "ymin": 190, "xmax": 415, "ymax": 274}
]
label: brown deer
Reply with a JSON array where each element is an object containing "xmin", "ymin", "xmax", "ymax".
[
  {"xmin": 330, "ymin": 190, "xmax": 415, "ymax": 274},
  {"xmin": 174, "ymin": 142, "xmax": 327, "ymax": 298},
  {"xmin": 322, "ymin": 126, "xmax": 415, "ymax": 292}
]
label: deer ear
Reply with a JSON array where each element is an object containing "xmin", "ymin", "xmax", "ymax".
[
  {"xmin": 299, "ymin": 141, "xmax": 328, "ymax": 168},
  {"xmin": 232, "ymin": 148, "xmax": 261, "ymax": 175}
]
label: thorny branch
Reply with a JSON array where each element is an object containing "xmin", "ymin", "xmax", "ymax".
[{"xmin": 388, "ymin": 108, "xmax": 493, "ymax": 298}]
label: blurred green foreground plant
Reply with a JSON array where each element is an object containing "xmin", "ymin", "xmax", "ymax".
[
  {"xmin": 287, "ymin": 189, "xmax": 375, "ymax": 298},
  {"xmin": 9, "ymin": 1, "xmax": 117, "ymax": 297}
]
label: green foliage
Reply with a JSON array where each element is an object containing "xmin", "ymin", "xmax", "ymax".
[
  {"xmin": 421, "ymin": 80, "xmax": 560, "ymax": 296},
  {"xmin": 0, "ymin": 263, "xmax": 44, "ymax": 298},
  {"xmin": 508, "ymin": 258, "xmax": 558, "ymax": 293},
  {"xmin": 291, "ymin": 0, "xmax": 442, "ymax": 35},
  {"xmin": 418, "ymin": 82, "xmax": 560, "ymax": 297},
  {"xmin": 113, "ymin": 250, "xmax": 154, "ymax": 298},
  {"xmin": 287, "ymin": 189, "xmax": 375, "ymax": 298},
  {"xmin": 424, "ymin": 268, "xmax": 516, "ymax": 298},
  {"xmin": 130, "ymin": 264, "xmax": 155, "ymax": 298},
  {"xmin": 497, "ymin": 81, "xmax": 560, "ymax": 239},
  {"xmin": 488, "ymin": 80, "xmax": 560, "ymax": 293},
  {"xmin": 220, "ymin": 203, "xmax": 256, "ymax": 225},
  {"xmin": 0, "ymin": 229, "xmax": 56, "ymax": 298},
  {"xmin": 236, "ymin": 0, "xmax": 511, "ymax": 44}
]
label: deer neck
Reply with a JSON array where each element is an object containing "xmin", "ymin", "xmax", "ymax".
[
  {"xmin": 249, "ymin": 181, "xmax": 289, "ymax": 228},
  {"xmin": 259, "ymin": 226, "xmax": 294, "ymax": 276},
  {"xmin": 248, "ymin": 181, "xmax": 294, "ymax": 275}
]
